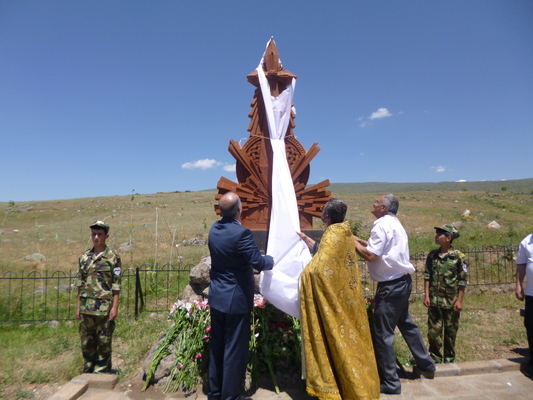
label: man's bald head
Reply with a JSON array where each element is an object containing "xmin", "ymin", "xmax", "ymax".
[{"xmin": 219, "ymin": 192, "xmax": 242, "ymax": 220}]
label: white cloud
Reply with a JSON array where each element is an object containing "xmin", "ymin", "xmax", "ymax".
[
  {"xmin": 456, "ymin": 179, "xmax": 467, "ymax": 182},
  {"xmin": 369, "ymin": 108, "xmax": 392, "ymax": 120},
  {"xmin": 181, "ymin": 158, "xmax": 223, "ymax": 170},
  {"xmin": 431, "ymin": 165, "xmax": 446, "ymax": 173},
  {"xmin": 223, "ymin": 164, "xmax": 236, "ymax": 172},
  {"xmin": 359, "ymin": 107, "xmax": 393, "ymax": 128}
]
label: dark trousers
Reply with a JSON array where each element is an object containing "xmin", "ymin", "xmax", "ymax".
[
  {"xmin": 373, "ymin": 274, "xmax": 435, "ymax": 392},
  {"xmin": 525, "ymin": 296, "xmax": 533, "ymax": 366},
  {"xmin": 208, "ymin": 308, "xmax": 251, "ymax": 400}
]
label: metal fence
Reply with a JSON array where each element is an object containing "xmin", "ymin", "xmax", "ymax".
[
  {"xmin": 0, "ymin": 246, "xmax": 518, "ymax": 323},
  {"xmin": 0, "ymin": 263, "xmax": 192, "ymax": 323},
  {"xmin": 359, "ymin": 245, "xmax": 518, "ymax": 296}
]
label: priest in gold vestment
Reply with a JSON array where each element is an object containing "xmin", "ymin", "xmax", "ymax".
[{"xmin": 298, "ymin": 199, "xmax": 380, "ymax": 400}]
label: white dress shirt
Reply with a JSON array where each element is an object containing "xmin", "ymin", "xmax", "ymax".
[{"xmin": 367, "ymin": 214, "xmax": 415, "ymax": 282}]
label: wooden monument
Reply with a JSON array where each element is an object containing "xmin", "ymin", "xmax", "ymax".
[{"xmin": 215, "ymin": 40, "xmax": 331, "ymax": 230}]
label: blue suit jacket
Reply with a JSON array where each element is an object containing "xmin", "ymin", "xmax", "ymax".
[{"xmin": 208, "ymin": 217, "xmax": 273, "ymax": 314}]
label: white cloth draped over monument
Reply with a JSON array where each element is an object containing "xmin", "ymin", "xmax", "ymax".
[{"xmin": 258, "ymin": 40, "xmax": 312, "ymax": 319}]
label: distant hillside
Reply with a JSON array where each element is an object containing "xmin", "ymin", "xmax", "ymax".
[
  {"xmin": 199, "ymin": 178, "xmax": 533, "ymax": 195},
  {"xmin": 327, "ymin": 178, "xmax": 533, "ymax": 194}
]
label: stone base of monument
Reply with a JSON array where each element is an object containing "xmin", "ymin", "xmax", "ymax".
[{"xmin": 180, "ymin": 230, "xmax": 324, "ymax": 303}]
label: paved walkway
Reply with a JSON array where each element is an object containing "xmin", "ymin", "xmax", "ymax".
[{"xmin": 48, "ymin": 358, "xmax": 533, "ymax": 400}]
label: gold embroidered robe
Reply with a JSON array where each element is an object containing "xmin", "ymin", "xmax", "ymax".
[{"xmin": 300, "ymin": 221, "xmax": 380, "ymax": 400}]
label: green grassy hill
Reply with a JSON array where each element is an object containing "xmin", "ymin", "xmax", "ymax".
[
  {"xmin": 1, "ymin": 178, "xmax": 532, "ymax": 273},
  {"xmin": 328, "ymin": 177, "xmax": 533, "ymax": 194}
]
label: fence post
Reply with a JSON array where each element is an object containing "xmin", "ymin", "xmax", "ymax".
[
  {"xmin": 135, "ymin": 267, "xmax": 145, "ymax": 320},
  {"xmin": 135, "ymin": 267, "xmax": 139, "ymax": 320}
]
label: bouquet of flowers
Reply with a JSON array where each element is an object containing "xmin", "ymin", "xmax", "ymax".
[
  {"xmin": 143, "ymin": 295, "xmax": 301, "ymax": 394},
  {"xmin": 143, "ymin": 299, "xmax": 210, "ymax": 392}
]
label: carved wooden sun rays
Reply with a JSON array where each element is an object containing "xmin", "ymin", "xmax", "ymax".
[{"xmin": 215, "ymin": 40, "xmax": 331, "ymax": 230}]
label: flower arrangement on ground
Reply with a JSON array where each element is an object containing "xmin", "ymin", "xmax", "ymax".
[
  {"xmin": 143, "ymin": 295, "xmax": 301, "ymax": 394},
  {"xmin": 143, "ymin": 299, "xmax": 210, "ymax": 392}
]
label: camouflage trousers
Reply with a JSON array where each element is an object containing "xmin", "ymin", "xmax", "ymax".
[
  {"xmin": 427, "ymin": 306, "xmax": 460, "ymax": 363},
  {"xmin": 79, "ymin": 314, "xmax": 115, "ymax": 373}
]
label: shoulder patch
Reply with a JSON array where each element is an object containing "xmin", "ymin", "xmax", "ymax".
[
  {"xmin": 113, "ymin": 267, "xmax": 121, "ymax": 276},
  {"xmin": 462, "ymin": 263, "xmax": 468, "ymax": 273}
]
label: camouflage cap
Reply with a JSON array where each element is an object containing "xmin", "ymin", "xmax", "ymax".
[
  {"xmin": 434, "ymin": 224, "xmax": 460, "ymax": 239},
  {"xmin": 90, "ymin": 220, "xmax": 110, "ymax": 233}
]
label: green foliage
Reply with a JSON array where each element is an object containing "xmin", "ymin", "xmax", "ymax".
[
  {"xmin": 250, "ymin": 299, "xmax": 301, "ymax": 394},
  {"xmin": 143, "ymin": 300, "xmax": 210, "ymax": 393},
  {"xmin": 350, "ymin": 220, "xmax": 363, "ymax": 237},
  {"xmin": 0, "ymin": 323, "xmax": 81, "ymax": 387}
]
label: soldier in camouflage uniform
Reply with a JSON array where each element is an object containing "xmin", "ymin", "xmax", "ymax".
[
  {"xmin": 423, "ymin": 224, "xmax": 467, "ymax": 363},
  {"xmin": 75, "ymin": 221, "xmax": 121, "ymax": 373}
]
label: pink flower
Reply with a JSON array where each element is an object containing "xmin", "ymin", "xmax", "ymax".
[
  {"xmin": 195, "ymin": 300, "xmax": 209, "ymax": 309},
  {"xmin": 205, "ymin": 326, "xmax": 211, "ymax": 333},
  {"xmin": 203, "ymin": 335, "xmax": 209, "ymax": 340},
  {"xmin": 195, "ymin": 353, "xmax": 202, "ymax": 359},
  {"xmin": 253, "ymin": 294, "xmax": 266, "ymax": 308},
  {"xmin": 179, "ymin": 363, "xmax": 183, "ymax": 370}
]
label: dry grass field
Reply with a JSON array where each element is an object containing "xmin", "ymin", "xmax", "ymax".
[
  {"xmin": 1, "ymin": 187, "xmax": 532, "ymax": 275},
  {"xmin": 0, "ymin": 186, "xmax": 532, "ymax": 399}
]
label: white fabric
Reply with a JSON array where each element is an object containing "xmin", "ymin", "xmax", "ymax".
[
  {"xmin": 366, "ymin": 214, "xmax": 415, "ymax": 282},
  {"xmin": 517, "ymin": 234, "xmax": 533, "ymax": 296},
  {"xmin": 257, "ymin": 39, "xmax": 312, "ymax": 318}
]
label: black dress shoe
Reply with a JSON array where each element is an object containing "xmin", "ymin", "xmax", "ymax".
[
  {"xmin": 380, "ymin": 384, "xmax": 401, "ymax": 395},
  {"xmin": 523, "ymin": 365, "xmax": 533, "ymax": 379},
  {"xmin": 413, "ymin": 365, "xmax": 435, "ymax": 379}
]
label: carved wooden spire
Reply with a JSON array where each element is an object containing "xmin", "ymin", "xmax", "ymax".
[{"xmin": 215, "ymin": 40, "xmax": 331, "ymax": 230}]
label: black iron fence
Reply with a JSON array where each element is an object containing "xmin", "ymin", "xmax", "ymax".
[
  {"xmin": 0, "ymin": 263, "xmax": 192, "ymax": 323},
  {"xmin": 360, "ymin": 245, "xmax": 518, "ymax": 296},
  {"xmin": 0, "ymin": 246, "xmax": 518, "ymax": 323}
]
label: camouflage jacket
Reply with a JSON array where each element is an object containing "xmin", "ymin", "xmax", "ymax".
[
  {"xmin": 424, "ymin": 248, "xmax": 467, "ymax": 309},
  {"xmin": 76, "ymin": 247, "xmax": 122, "ymax": 316}
]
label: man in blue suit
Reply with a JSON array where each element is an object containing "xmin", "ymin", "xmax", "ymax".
[{"xmin": 208, "ymin": 191, "xmax": 274, "ymax": 400}]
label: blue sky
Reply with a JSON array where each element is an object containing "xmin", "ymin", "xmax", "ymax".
[{"xmin": 1, "ymin": 1, "xmax": 532, "ymax": 202}]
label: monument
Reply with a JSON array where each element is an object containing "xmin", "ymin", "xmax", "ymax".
[{"xmin": 215, "ymin": 39, "xmax": 331, "ymax": 231}]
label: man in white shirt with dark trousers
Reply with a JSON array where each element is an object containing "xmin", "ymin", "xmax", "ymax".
[{"xmin": 355, "ymin": 193, "xmax": 435, "ymax": 395}]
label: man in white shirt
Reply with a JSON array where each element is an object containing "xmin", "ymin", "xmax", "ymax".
[
  {"xmin": 516, "ymin": 233, "xmax": 533, "ymax": 379},
  {"xmin": 355, "ymin": 194, "xmax": 435, "ymax": 394}
]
